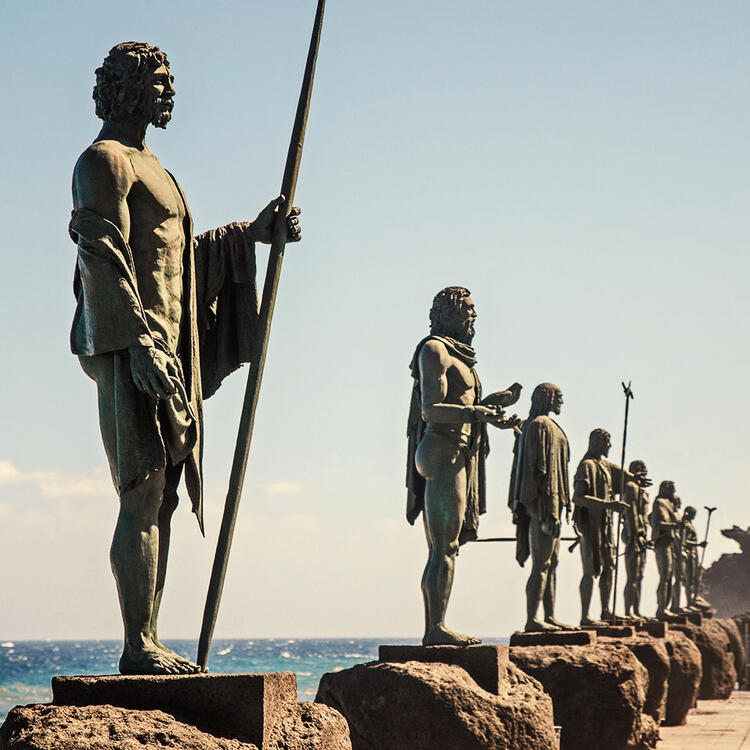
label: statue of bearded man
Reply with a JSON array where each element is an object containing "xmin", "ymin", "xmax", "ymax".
[
  {"xmin": 70, "ymin": 42, "xmax": 301, "ymax": 674},
  {"xmin": 406, "ymin": 286, "xmax": 520, "ymax": 645}
]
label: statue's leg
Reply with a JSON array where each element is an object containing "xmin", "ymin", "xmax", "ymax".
[
  {"xmin": 671, "ymin": 554, "xmax": 682, "ymax": 611},
  {"xmin": 599, "ymin": 544, "xmax": 614, "ymax": 619},
  {"xmin": 148, "ymin": 464, "xmax": 199, "ymax": 672},
  {"xmin": 655, "ymin": 542, "xmax": 674, "ymax": 617},
  {"xmin": 111, "ymin": 470, "xmax": 184, "ymax": 674},
  {"xmin": 633, "ymin": 551, "xmax": 644, "ymax": 617},
  {"xmin": 524, "ymin": 518, "xmax": 557, "ymax": 631},
  {"xmin": 417, "ymin": 434, "xmax": 478, "ymax": 646},
  {"xmin": 543, "ymin": 536, "xmax": 572, "ymax": 628},
  {"xmin": 623, "ymin": 551, "xmax": 634, "ymax": 616},
  {"xmin": 579, "ymin": 534, "xmax": 600, "ymax": 625}
]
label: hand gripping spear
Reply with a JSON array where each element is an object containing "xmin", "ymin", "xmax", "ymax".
[
  {"xmin": 611, "ymin": 381, "xmax": 634, "ymax": 623},
  {"xmin": 197, "ymin": 0, "xmax": 326, "ymax": 671}
]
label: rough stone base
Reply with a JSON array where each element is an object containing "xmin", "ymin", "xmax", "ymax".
[
  {"xmin": 0, "ymin": 702, "xmax": 351, "ymax": 750},
  {"xmin": 510, "ymin": 643, "xmax": 656, "ymax": 750},
  {"xmin": 378, "ymin": 644, "xmax": 507, "ymax": 694},
  {"xmin": 316, "ymin": 660, "xmax": 556, "ymax": 750},
  {"xmin": 509, "ymin": 630, "xmax": 596, "ymax": 647},
  {"xmin": 601, "ymin": 634, "xmax": 670, "ymax": 724},
  {"xmin": 663, "ymin": 631, "xmax": 702, "ymax": 726},
  {"xmin": 670, "ymin": 620, "xmax": 737, "ymax": 699}
]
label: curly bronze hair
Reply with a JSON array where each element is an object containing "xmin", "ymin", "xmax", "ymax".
[
  {"xmin": 429, "ymin": 286, "xmax": 471, "ymax": 338},
  {"xmin": 93, "ymin": 42, "xmax": 171, "ymax": 125}
]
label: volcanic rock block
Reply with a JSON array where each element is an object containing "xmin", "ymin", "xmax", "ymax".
[
  {"xmin": 0, "ymin": 704, "xmax": 260, "ymax": 750},
  {"xmin": 714, "ymin": 617, "xmax": 746, "ymax": 683},
  {"xmin": 378, "ymin": 644, "xmax": 508, "ymax": 694},
  {"xmin": 669, "ymin": 620, "xmax": 737, "ymax": 699},
  {"xmin": 0, "ymin": 697, "xmax": 351, "ymax": 750},
  {"xmin": 662, "ymin": 631, "xmax": 702, "ymax": 726},
  {"xmin": 52, "ymin": 673, "xmax": 297, "ymax": 747},
  {"xmin": 509, "ymin": 643, "xmax": 656, "ymax": 750},
  {"xmin": 316, "ymin": 659, "xmax": 556, "ymax": 750},
  {"xmin": 601, "ymin": 635, "xmax": 670, "ymax": 724},
  {"xmin": 265, "ymin": 702, "xmax": 352, "ymax": 750}
]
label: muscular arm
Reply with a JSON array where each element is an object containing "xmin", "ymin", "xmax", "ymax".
[
  {"xmin": 73, "ymin": 141, "xmax": 134, "ymax": 241},
  {"xmin": 72, "ymin": 142, "xmax": 175, "ymax": 399},
  {"xmin": 418, "ymin": 340, "xmax": 475, "ymax": 423}
]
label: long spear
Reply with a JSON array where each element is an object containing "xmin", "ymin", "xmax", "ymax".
[
  {"xmin": 197, "ymin": 0, "xmax": 326, "ymax": 671},
  {"xmin": 611, "ymin": 381, "xmax": 634, "ymax": 623}
]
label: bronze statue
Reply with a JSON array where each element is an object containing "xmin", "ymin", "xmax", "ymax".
[
  {"xmin": 622, "ymin": 459, "xmax": 650, "ymax": 620},
  {"xmin": 508, "ymin": 383, "xmax": 572, "ymax": 632},
  {"xmin": 571, "ymin": 429, "xmax": 632, "ymax": 625},
  {"xmin": 406, "ymin": 287, "xmax": 520, "ymax": 645},
  {"xmin": 70, "ymin": 43, "xmax": 301, "ymax": 674},
  {"xmin": 670, "ymin": 495, "xmax": 685, "ymax": 611},
  {"xmin": 649, "ymin": 480, "xmax": 679, "ymax": 618},
  {"xmin": 681, "ymin": 506, "xmax": 706, "ymax": 609}
]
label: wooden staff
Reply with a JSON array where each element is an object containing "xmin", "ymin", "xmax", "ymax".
[
  {"xmin": 197, "ymin": 0, "xmax": 326, "ymax": 670},
  {"xmin": 611, "ymin": 381, "xmax": 634, "ymax": 623}
]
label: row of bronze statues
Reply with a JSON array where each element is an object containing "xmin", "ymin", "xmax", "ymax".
[{"xmin": 406, "ymin": 287, "xmax": 712, "ymax": 644}]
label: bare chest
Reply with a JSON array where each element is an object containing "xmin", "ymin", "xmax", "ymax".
[
  {"xmin": 127, "ymin": 152, "xmax": 187, "ymax": 237},
  {"xmin": 445, "ymin": 359, "xmax": 478, "ymax": 405}
]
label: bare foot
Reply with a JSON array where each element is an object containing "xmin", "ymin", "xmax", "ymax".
[
  {"xmin": 525, "ymin": 618, "xmax": 560, "ymax": 633},
  {"xmin": 152, "ymin": 637, "xmax": 201, "ymax": 673},
  {"xmin": 544, "ymin": 616, "xmax": 575, "ymax": 630},
  {"xmin": 423, "ymin": 625, "xmax": 481, "ymax": 646},
  {"xmin": 580, "ymin": 616, "xmax": 605, "ymax": 627},
  {"xmin": 119, "ymin": 641, "xmax": 195, "ymax": 675}
]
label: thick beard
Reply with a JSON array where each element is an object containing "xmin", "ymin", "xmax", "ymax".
[
  {"xmin": 149, "ymin": 98, "xmax": 173, "ymax": 129},
  {"xmin": 439, "ymin": 320, "xmax": 474, "ymax": 345}
]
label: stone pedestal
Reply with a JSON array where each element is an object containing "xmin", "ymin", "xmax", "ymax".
[
  {"xmin": 659, "ymin": 614, "xmax": 689, "ymax": 625},
  {"xmin": 686, "ymin": 612, "xmax": 704, "ymax": 626},
  {"xmin": 581, "ymin": 625, "xmax": 635, "ymax": 638},
  {"xmin": 378, "ymin": 644, "xmax": 507, "ymax": 694},
  {"xmin": 52, "ymin": 673, "xmax": 296, "ymax": 747},
  {"xmin": 637, "ymin": 621, "xmax": 669, "ymax": 638},
  {"xmin": 509, "ymin": 630, "xmax": 596, "ymax": 647}
]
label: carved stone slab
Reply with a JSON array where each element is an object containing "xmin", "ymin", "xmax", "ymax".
[
  {"xmin": 378, "ymin": 644, "xmax": 508, "ymax": 694},
  {"xmin": 580, "ymin": 625, "xmax": 636, "ymax": 638},
  {"xmin": 52, "ymin": 672, "xmax": 297, "ymax": 747},
  {"xmin": 509, "ymin": 630, "xmax": 597, "ymax": 647},
  {"xmin": 637, "ymin": 621, "xmax": 669, "ymax": 638}
]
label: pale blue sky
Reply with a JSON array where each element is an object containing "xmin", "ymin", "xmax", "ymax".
[{"xmin": 0, "ymin": 1, "xmax": 748, "ymax": 641}]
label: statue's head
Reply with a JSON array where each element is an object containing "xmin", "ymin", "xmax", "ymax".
[
  {"xmin": 658, "ymin": 480, "xmax": 676, "ymax": 499},
  {"xmin": 673, "ymin": 494, "xmax": 682, "ymax": 511},
  {"xmin": 629, "ymin": 459, "xmax": 647, "ymax": 475},
  {"xmin": 93, "ymin": 42, "xmax": 174, "ymax": 128},
  {"xmin": 587, "ymin": 428, "xmax": 611, "ymax": 457},
  {"xmin": 429, "ymin": 286, "xmax": 475, "ymax": 344},
  {"xmin": 684, "ymin": 506, "xmax": 696, "ymax": 520},
  {"xmin": 530, "ymin": 383, "xmax": 563, "ymax": 416}
]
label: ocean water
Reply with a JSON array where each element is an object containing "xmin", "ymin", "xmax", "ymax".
[{"xmin": 0, "ymin": 637, "xmax": 505, "ymax": 723}]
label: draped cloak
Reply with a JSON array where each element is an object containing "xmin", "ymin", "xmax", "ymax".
[
  {"xmin": 508, "ymin": 415, "xmax": 570, "ymax": 566},
  {"xmin": 405, "ymin": 336, "xmax": 488, "ymax": 546},
  {"xmin": 572, "ymin": 457, "xmax": 624, "ymax": 577},
  {"xmin": 69, "ymin": 177, "xmax": 258, "ymax": 533}
]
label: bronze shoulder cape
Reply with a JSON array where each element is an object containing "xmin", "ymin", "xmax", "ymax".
[{"xmin": 69, "ymin": 184, "xmax": 258, "ymax": 533}]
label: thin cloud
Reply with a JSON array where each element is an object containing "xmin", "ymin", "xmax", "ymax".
[
  {"xmin": 264, "ymin": 481, "xmax": 306, "ymax": 497},
  {"xmin": 0, "ymin": 459, "xmax": 111, "ymax": 498}
]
